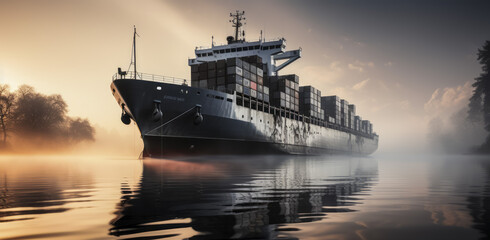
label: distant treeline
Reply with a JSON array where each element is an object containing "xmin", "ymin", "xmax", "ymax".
[
  {"xmin": 468, "ymin": 40, "xmax": 490, "ymax": 153},
  {"xmin": 0, "ymin": 84, "xmax": 94, "ymax": 149}
]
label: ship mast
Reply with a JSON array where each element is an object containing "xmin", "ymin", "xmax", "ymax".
[
  {"xmin": 229, "ymin": 10, "xmax": 246, "ymax": 42},
  {"xmin": 133, "ymin": 26, "xmax": 137, "ymax": 77}
]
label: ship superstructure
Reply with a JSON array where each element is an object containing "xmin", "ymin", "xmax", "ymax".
[
  {"xmin": 110, "ymin": 11, "xmax": 378, "ymax": 157},
  {"xmin": 189, "ymin": 11, "xmax": 300, "ymax": 77}
]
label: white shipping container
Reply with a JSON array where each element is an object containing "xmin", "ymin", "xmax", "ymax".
[
  {"xmin": 243, "ymin": 78, "xmax": 251, "ymax": 87},
  {"xmin": 264, "ymin": 86, "xmax": 269, "ymax": 95},
  {"xmin": 251, "ymin": 89, "xmax": 257, "ymax": 98},
  {"xmin": 257, "ymin": 68, "xmax": 263, "ymax": 77}
]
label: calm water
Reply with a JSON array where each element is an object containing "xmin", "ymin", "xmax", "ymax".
[{"xmin": 0, "ymin": 154, "xmax": 489, "ymax": 240}]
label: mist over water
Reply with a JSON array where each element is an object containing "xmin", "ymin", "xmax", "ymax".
[{"xmin": 0, "ymin": 154, "xmax": 489, "ymax": 239}]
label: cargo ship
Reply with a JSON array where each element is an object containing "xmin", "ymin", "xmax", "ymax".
[{"xmin": 110, "ymin": 11, "xmax": 378, "ymax": 157}]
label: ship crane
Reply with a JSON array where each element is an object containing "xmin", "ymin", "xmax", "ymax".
[{"xmin": 271, "ymin": 48, "xmax": 302, "ymax": 73}]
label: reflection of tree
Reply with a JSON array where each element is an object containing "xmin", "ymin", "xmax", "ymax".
[
  {"xmin": 466, "ymin": 161, "xmax": 490, "ymax": 239},
  {"xmin": 110, "ymin": 156, "xmax": 378, "ymax": 239},
  {"xmin": 0, "ymin": 175, "xmax": 9, "ymax": 210}
]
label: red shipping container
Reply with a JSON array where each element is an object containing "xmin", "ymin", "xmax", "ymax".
[{"xmin": 251, "ymin": 81, "xmax": 257, "ymax": 90}]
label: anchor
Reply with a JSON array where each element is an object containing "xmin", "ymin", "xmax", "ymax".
[
  {"xmin": 152, "ymin": 100, "xmax": 163, "ymax": 122},
  {"xmin": 193, "ymin": 104, "xmax": 203, "ymax": 125}
]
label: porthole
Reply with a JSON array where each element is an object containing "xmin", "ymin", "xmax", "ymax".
[{"xmin": 156, "ymin": 86, "xmax": 162, "ymax": 90}]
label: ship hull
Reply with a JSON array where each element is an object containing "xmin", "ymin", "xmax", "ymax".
[{"xmin": 111, "ymin": 79, "xmax": 378, "ymax": 157}]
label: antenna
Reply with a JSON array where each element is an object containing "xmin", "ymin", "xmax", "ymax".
[
  {"xmin": 212, "ymin": 35, "xmax": 214, "ymax": 47},
  {"xmin": 229, "ymin": 10, "xmax": 246, "ymax": 41},
  {"xmin": 260, "ymin": 30, "xmax": 263, "ymax": 41}
]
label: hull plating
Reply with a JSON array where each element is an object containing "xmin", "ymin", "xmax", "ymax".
[{"xmin": 111, "ymin": 79, "xmax": 378, "ymax": 157}]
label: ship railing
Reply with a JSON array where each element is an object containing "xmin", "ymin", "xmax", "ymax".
[{"xmin": 112, "ymin": 71, "xmax": 188, "ymax": 86}]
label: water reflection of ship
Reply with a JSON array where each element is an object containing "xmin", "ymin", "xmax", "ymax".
[{"xmin": 109, "ymin": 156, "xmax": 378, "ymax": 239}]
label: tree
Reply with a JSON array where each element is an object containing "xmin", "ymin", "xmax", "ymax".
[
  {"xmin": 12, "ymin": 85, "xmax": 67, "ymax": 137},
  {"xmin": 468, "ymin": 40, "xmax": 490, "ymax": 152},
  {"xmin": 0, "ymin": 85, "xmax": 15, "ymax": 145}
]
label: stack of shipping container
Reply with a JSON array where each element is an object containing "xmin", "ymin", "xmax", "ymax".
[
  {"xmin": 361, "ymin": 120, "xmax": 373, "ymax": 134},
  {"xmin": 269, "ymin": 74, "xmax": 299, "ymax": 112},
  {"xmin": 354, "ymin": 116, "xmax": 361, "ymax": 132},
  {"xmin": 348, "ymin": 104, "xmax": 356, "ymax": 130},
  {"xmin": 321, "ymin": 96, "xmax": 340, "ymax": 124},
  {"xmin": 190, "ymin": 56, "xmax": 269, "ymax": 103},
  {"xmin": 299, "ymin": 86, "xmax": 324, "ymax": 120},
  {"xmin": 340, "ymin": 99, "xmax": 350, "ymax": 128},
  {"xmin": 190, "ymin": 55, "xmax": 375, "ymax": 135}
]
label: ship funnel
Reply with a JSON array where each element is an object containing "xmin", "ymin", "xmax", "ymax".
[{"xmin": 226, "ymin": 36, "xmax": 234, "ymax": 44}]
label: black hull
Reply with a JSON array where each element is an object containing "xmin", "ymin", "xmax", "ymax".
[{"xmin": 111, "ymin": 79, "xmax": 378, "ymax": 157}]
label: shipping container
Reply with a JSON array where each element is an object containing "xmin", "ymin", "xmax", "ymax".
[
  {"xmin": 198, "ymin": 63, "xmax": 208, "ymax": 72},
  {"xmin": 227, "ymin": 66, "xmax": 243, "ymax": 76},
  {"xmin": 217, "ymin": 59, "xmax": 226, "ymax": 69},
  {"xmin": 191, "ymin": 72, "xmax": 199, "ymax": 81},
  {"xmin": 199, "ymin": 79, "xmax": 207, "ymax": 88},
  {"xmin": 243, "ymin": 87, "xmax": 251, "ymax": 96},
  {"xmin": 227, "ymin": 57, "xmax": 242, "ymax": 67},
  {"xmin": 257, "ymin": 85, "xmax": 263, "ymax": 93},
  {"xmin": 226, "ymin": 74, "xmax": 243, "ymax": 85},
  {"xmin": 243, "ymin": 78, "xmax": 251, "ymax": 87},
  {"xmin": 207, "ymin": 61, "xmax": 216, "ymax": 70},
  {"xmin": 250, "ymin": 65, "xmax": 257, "ymax": 74},
  {"xmin": 191, "ymin": 80, "xmax": 198, "ymax": 87},
  {"xmin": 250, "ymin": 73, "xmax": 257, "ymax": 82},
  {"xmin": 191, "ymin": 65, "xmax": 199, "ymax": 73},
  {"xmin": 217, "ymin": 76, "xmax": 226, "ymax": 85},
  {"xmin": 242, "ymin": 61, "xmax": 250, "ymax": 71},
  {"xmin": 258, "ymin": 76, "xmax": 263, "ymax": 85},
  {"xmin": 217, "ymin": 68, "xmax": 226, "ymax": 77},
  {"xmin": 251, "ymin": 81, "xmax": 257, "ymax": 90},
  {"xmin": 208, "ymin": 70, "xmax": 216, "ymax": 78},
  {"xmin": 227, "ymin": 83, "xmax": 243, "ymax": 93},
  {"xmin": 263, "ymin": 86, "xmax": 269, "ymax": 95},
  {"xmin": 257, "ymin": 68, "xmax": 263, "ymax": 77},
  {"xmin": 257, "ymin": 92, "xmax": 263, "ymax": 100},
  {"xmin": 198, "ymin": 71, "xmax": 207, "ymax": 80}
]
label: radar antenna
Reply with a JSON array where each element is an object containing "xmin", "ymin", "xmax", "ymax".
[{"xmin": 229, "ymin": 10, "xmax": 246, "ymax": 42}]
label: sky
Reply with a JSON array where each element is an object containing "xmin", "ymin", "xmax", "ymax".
[{"xmin": 1, "ymin": 0, "xmax": 489, "ymax": 154}]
